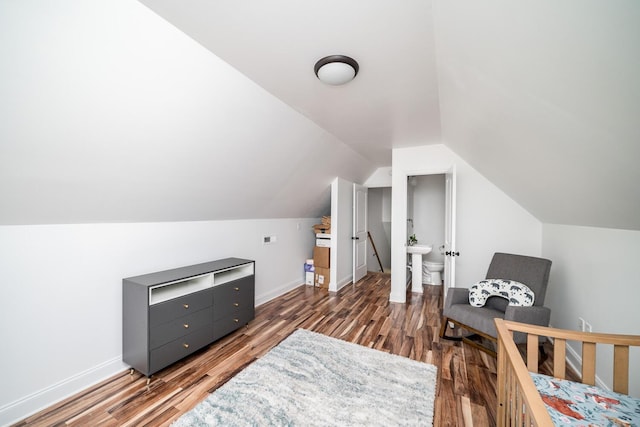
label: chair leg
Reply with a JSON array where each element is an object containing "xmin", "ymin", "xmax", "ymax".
[
  {"xmin": 462, "ymin": 336, "xmax": 497, "ymax": 357},
  {"xmin": 440, "ymin": 317, "xmax": 463, "ymax": 341},
  {"xmin": 439, "ymin": 317, "xmax": 449, "ymax": 338},
  {"xmin": 538, "ymin": 343, "xmax": 548, "ymax": 368},
  {"xmin": 441, "ymin": 317, "xmax": 498, "ymax": 356}
]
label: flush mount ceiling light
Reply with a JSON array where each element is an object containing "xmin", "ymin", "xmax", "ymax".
[{"xmin": 314, "ymin": 55, "xmax": 359, "ymax": 86}]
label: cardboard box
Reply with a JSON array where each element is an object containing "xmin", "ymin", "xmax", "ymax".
[
  {"xmin": 315, "ymin": 267, "xmax": 330, "ymax": 288},
  {"xmin": 304, "ymin": 260, "xmax": 315, "ymax": 286},
  {"xmin": 313, "ymin": 246, "xmax": 330, "ymax": 268},
  {"xmin": 315, "ymin": 235, "xmax": 331, "ymax": 247},
  {"xmin": 305, "ymin": 271, "xmax": 315, "ymax": 286},
  {"xmin": 312, "ymin": 224, "xmax": 331, "ymax": 234}
]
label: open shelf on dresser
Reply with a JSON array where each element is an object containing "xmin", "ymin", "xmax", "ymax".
[{"xmin": 123, "ymin": 257, "xmax": 255, "ymax": 377}]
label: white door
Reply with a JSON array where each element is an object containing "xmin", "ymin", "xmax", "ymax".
[
  {"xmin": 353, "ymin": 184, "xmax": 368, "ymax": 283},
  {"xmin": 443, "ymin": 168, "xmax": 457, "ymax": 296}
]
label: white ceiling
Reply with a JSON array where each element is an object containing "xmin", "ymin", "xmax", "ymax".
[
  {"xmin": 138, "ymin": 0, "xmax": 443, "ymax": 166},
  {"xmin": 434, "ymin": 1, "xmax": 640, "ymax": 230},
  {"xmin": 1, "ymin": 1, "xmax": 638, "ymax": 230},
  {"xmin": 0, "ymin": 1, "xmax": 376, "ymax": 224},
  {"xmin": 140, "ymin": 0, "xmax": 640, "ymax": 230}
]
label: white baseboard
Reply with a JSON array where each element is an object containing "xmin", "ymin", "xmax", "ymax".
[
  {"xmin": 254, "ymin": 279, "xmax": 303, "ymax": 306},
  {"xmin": 335, "ymin": 275, "xmax": 353, "ymax": 292},
  {"xmin": 0, "ymin": 357, "xmax": 127, "ymax": 427},
  {"xmin": 389, "ymin": 291, "xmax": 406, "ymax": 303},
  {"xmin": 2, "ymin": 280, "xmax": 304, "ymax": 427},
  {"xmin": 388, "ymin": 275, "xmax": 411, "ymax": 303}
]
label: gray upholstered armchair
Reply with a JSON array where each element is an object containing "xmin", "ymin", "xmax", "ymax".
[{"xmin": 440, "ymin": 252, "xmax": 552, "ymax": 355}]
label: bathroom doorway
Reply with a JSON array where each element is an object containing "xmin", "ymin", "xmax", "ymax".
[
  {"xmin": 406, "ymin": 172, "xmax": 456, "ymax": 294},
  {"xmin": 390, "ymin": 166, "xmax": 456, "ymax": 303},
  {"xmin": 407, "ymin": 174, "xmax": 445, "ymax": 260},
  {"xmin": 407, "ymin": 174, "xmax": 447, "ymax": 290}
]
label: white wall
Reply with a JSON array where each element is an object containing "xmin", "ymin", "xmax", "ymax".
[
  {"xmin": 382, "ymin": 188, "xmax": 392, "ymax": 267},
  {"xmin": 365, "ymin": 168, "xmax": 392, "ymax": 271},
  {"xmin": 411, "ymin": 174, "xmax": 446, "ymax": 259},
  {"xmin": 382, "ymin": 188, "xmax": 392, "ymax": 223},
  {"xmin": 542, "ymin": 223, "xmax": 640, "ymax": 397},
  {"xmin": 367, "ymin": 188, "xmax": 391, "ymax": 271},
  {"xmin": 407, "ymin": 180, "xmax": 415, "ymax": 239},
  {"xmin": 0, "ymin": 218, "xmax": 317, "ymax": 425},
  {"xmin": 391, "ymin": 144, "xmax": 542, "ymax": 302},
  {"xmin": 0, "ymin": 0, "xmax": 374, "ymax": 225},
  {"xmin": 364, "ymin": 167, "xmax": 393, "ymax": 188},
  {"xmin": 434, "ymin": 0, "xmax": 640, "ymax": 231}
]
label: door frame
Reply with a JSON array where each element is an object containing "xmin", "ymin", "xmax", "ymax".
[
  {"xmin": 443, "ymin": 167, "xmax": 457, "ymax": 298},
  {"xmin": 352, "ymin": 183, "xmax": 368, "ymax": 283},
  {"xmin": 390, "ymin": 165, "xmax": 456, "ymax": 303}
]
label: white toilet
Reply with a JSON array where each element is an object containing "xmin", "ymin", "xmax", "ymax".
[{"xmin": 422, "ymin": 245, "xmax": 444, "ymax": 285}]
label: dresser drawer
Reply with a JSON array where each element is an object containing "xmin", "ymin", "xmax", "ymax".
[
  {"xmin": 149, "ymin": 325, "xmax": 213, "ymax": 374},
  {"xmin": 212, "ymin": 308, "xmax": 254, "ymax": 341},
  {"xmin": 213, "ymin": 276, "xmax": 253, "ymax": 301},
  {"xmin": 150, "ymin": 288, "xmax": 213, "ymax": 327},
  {"xmin": 213, "ymin": 278, "xmax": 254, "ymax": 320},
  {"xmin": 213, "ymin": 298, "xmax": 253, "ymax": 320},
  {"xmin": 149, "ymin": 307, "xmax": 213, "ymax": 350}
]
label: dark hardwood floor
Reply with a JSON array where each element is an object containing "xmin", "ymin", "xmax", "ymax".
[{"xmin": 13, "ymin": 272, "xmax": 563, "ymax": 426}]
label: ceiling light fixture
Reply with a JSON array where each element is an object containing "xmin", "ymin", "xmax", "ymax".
[{"xmin": 314, "ymin": 55, "xmax": 359, "ymax": 86}]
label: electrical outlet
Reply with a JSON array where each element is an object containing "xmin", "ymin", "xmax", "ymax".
[
  {"xmin": 262, "ymin": 235, "xmax": 277, "ymax": 244},
  {"xmin": 578, "ymin": 317, "xmax": 585, "ymax": 331}
]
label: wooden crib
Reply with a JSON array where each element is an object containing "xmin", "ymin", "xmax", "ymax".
[{"xmin": 495, "ymin": 318, "xmax": 640, "ymax": 426}]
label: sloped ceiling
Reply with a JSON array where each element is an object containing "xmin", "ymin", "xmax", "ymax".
[
  {"xmin": 139, "ymin": 0, "xmax": 640, "ymax": 231},
  {"xmin": 138, "ymin": 0, "xmax": 443, "ymax": 165},
  {"xmin": 434, "ymin": 1, "xmax": 640, "ymax": 230},
  {"xmin": 0, "ymin": 1, "xmax": 375, "ymax": 225},
  {"xmin": 1, "ymin": 1, "xmax": 638, "ymax": 230}
]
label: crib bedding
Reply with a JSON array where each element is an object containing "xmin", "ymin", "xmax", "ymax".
[{"xmin": 531, "ymin": 372, "xmax": 640, "ymax": 426}]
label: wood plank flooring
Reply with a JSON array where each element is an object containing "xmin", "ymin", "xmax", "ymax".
[{"xmin": 12, "ymin": 273, "xmax": 564, "ymax": 426}]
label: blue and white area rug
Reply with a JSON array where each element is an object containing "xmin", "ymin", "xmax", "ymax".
[{"xmin": 172, "ymin": 329, "xmax": 437, "ymax": 426}]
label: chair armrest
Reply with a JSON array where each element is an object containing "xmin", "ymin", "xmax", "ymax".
[
  {"xmin": 504, "ymin": 306, "xmax": 551, "ymax": 327},
  {"xmin": 504, "ymin": 306, "xmax": 551, "ymax": 344},
  {"xmin": 443, "ymin": 287, "xmax": 469, "ymax": 311}
]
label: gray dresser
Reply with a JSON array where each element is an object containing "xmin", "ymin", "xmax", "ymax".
[{"xmin": 122, "ymin": 257, "xmax": 255, "ymax": 377}]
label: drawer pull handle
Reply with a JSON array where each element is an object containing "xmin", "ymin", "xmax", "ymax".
[
  {"xmin": 234, "ymin": 303, "xmax": 239, "ymax": 307},
  {"xmin": 183, "ymin": 324, "xmax": 189, "ymax": 329},
  {"xmin": 234, "ymin": 318, "xmax": 239, "ymax": 323},
  {"xmin": 234, "ymin": 287, "xmax": 240, "ymax": 291},
  {"xmin": 183, "ymin": 304, "xmax": 189, "ymax": 309},
  {"xmin": 183, "ymin": 343, "xmax": 189, "ymax": 349}
]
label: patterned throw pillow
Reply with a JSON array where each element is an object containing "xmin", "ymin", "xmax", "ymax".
[{"xmin": 468, "ymin": 279, "xmax": 535, "ymax": 307}]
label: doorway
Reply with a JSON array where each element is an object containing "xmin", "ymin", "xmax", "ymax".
[
  {"xmin": 407, "ymin": 175, "xmax": 445, "ymax": 257},
  {"xmin": 367, "ymin": 187, "xmax": 392, "ymax": 273},
  {"xmin": 390, "ymin": 167, "xmax": 456, "ymax": 303}
]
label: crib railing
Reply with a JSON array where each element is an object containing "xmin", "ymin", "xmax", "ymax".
[
  {"xmin": 495, "ymin": 319, "xmax": 640, "ymax": 426},
  {"xmin": 496, "ymin": 319, "xmax": 553, "ymax": 426}
]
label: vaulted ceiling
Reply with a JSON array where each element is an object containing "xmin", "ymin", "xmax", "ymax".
[
  {"xmin": 1, "ymin": 1, "xmax": 638, "ymax": 229},
  {"xmin": 138, "ymin": 0, "xmax": 443, "ymax": 166},
  {"xmin": 139, "ymin": 0, "xmax": 640, "ymax": 230}
]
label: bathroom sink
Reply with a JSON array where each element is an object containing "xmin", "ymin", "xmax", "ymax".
[
  {"xmin": 407, "ymin": 245, "xmax": 432, "ymax": 255},
  {"xmin": 407, "ymin": 245, "xmax": 433, "ymax": 292}
]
